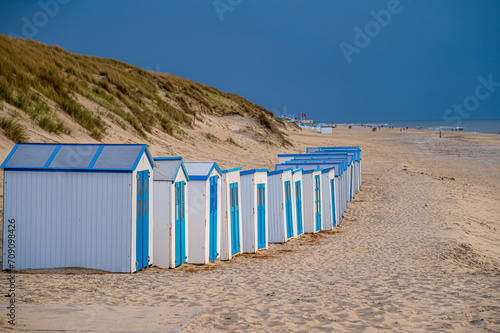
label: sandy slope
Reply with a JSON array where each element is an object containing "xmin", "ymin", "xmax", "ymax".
[{"xmin": 0, "ymin": 124, "xmax": 499, "ymax": 332}]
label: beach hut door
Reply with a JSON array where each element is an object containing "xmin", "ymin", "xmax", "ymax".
[
  {"xmin": 136, "ymin": 170, "xmax": 150, "ymax": 271},
  {"xmin": 330, "ymin": 179, "xmax": 336, "ymax": 227},
  {"xmin": 315, "ymin": 175, "xmax": 321, "ymax": 231},
  {"xmin": 257, "ymin": 184, "xmax": 266, "ymax": 249},
  {"xmin": 175, "ymin": 181, "xmax": 186, "ymax": 266},
  {"xmin": 295, "ymin": 181, "xmax": 303, "ymax": 235},
  {"xmin": 285, "ymin": 181, "xmax": 294, "ymax": 239},
  {"xmin": 209, "ymin": 176, "xmax": 218, "ymax": 262},
  {"xmin": 230, "ymin": 182, "xmax": 241, "ymax": 255}
]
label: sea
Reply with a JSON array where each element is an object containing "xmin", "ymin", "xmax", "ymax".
[{"xmin": 340, "ymin": 119, "xmax": 500, "ymax": 135}]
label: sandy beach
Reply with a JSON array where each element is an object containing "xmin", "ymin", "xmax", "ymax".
[{"xmin": 0, "ymin": 124, "xmax": 499, "ymax": 332}]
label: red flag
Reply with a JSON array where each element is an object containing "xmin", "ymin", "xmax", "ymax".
[{"xmin": 301, "ymin": 113, "xmax": 306, "ymax": 117}]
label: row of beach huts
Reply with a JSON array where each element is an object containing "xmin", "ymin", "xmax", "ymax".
[{"xmin": 1, "ymin": 144, "xmax": 361, "ymax": 273}]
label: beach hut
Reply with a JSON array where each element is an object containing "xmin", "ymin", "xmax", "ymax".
[
  {"xmin": 1, "ymin": 143, "xmax": 156, "ymax": 273},
  {"xmin": 301, "ymin": 169, "xmax": 323, "ymax": 233},
  {"xmin": 267, "ymin": 168, "xmax": 295, "ymax": 243},
  {"xmin": 279, "ymin": 161, "xmax": 343, "ymax": 226},
  {"xmin": 240, "ymin": 169, "xmax": 269, "ymax": 253},
  {"xmin": 276, "ymin": 163, "xmax": 338, "ymax": 229},
  {"xmin": 291, "ymin": 169, "xmax": 304, "ymax": 238},
  {"xmin": 220, "ymin": 167, "xmax": 243, "ymax": 261},
  {"xmin": 306, "ymin": 147, "xmax": 362, "ymax": 194},
  {"xmin": 321, "ymin": 167, "xmax": 338, "ymax": 230},
  {"xmin": 184, "ymin": 162, "xmax": 222, "ymax": 264},
  {"xmin": 153, "ymin": 157, "xmax": 189, "ymax": 268},
  {"xmin": 320, "ymin": 127, "xmax": 333, "ymax": 134}
]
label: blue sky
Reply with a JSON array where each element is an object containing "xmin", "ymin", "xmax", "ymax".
[{"xmin": 1, "ymin": 0, "xmax": 499, "ymax": 122}]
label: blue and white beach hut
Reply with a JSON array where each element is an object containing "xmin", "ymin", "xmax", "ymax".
[
  {"xmin": 321, "ymin": 167, "xmax": 338, "ymax": 230},
  {"xmin": 1, "ymin": 143, "xmax": 155, "ymax": 273},
  {"xmin": 291, "ymin": 169, "xmax": 304, "ymax": 238},
  {"xmin": 220, "ymin": 167, "xmax": 243, "ymax": 261},
  {"xmin": 306, "ymin": 147, "xmax": 362, "ymax": 195},
  {"xmin": 276, "ymin": 160, "xmax": 345, "ymax": 230},
  {"xmin": 184, "ymin": 162, "xmax": 222, "ymax": 264},
  {"xmin": 240, "ymin": 169, "xmax": 269, "ymax": 253},
  {"xmin": 267, "ymin": 168, "xmax": 295, "ymax": 243},
  {"xmin": 277, "ymin": 163, "xmax": 338, "ymax": 229},
  {"xmin": 301, "ymin": 169, "xmax": 323, "ymax": 233},
  {"xmin": 153, "ymin": 157, "xmax": 189, "ymax": 268}
]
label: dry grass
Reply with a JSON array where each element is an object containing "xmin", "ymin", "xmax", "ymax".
[
  {"xmin": 0, "ymin": 116, "xmax": 27, "ymax": 143},
  {"xmin": 0, "ymin": 34, "xmax": 288, "ymax": 143}
]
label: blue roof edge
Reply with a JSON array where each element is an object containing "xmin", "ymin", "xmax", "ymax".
[
  {"xmin": 222, "ymin": 167, "xmax": 242, "ymax": 174},
  {"xmin": 240, "ymin": 168, "xmax": 269, "ymax": 176},
  {"xmin": 292, "ymin": 168, "xmax": 303, "ymax": 174},
  {"xmin": 131, "ymin": 145, "xmax": 156, "ymax": 170},
  {"xmin": 154, "ymin": 156, "xmax": 183, "ymax": 161},
  {"xmin": 1, "ymin": 143, "xmax": 154, "ymax": 171},
  {"xmin": 302, "ymin": 168, "xmax": 322, "ymax": 174},
  {"xmin": 268, "ymin": 168, "xmax": 293, "ymax": 176},
  {"xmin": 0, "ymin": 143, "xmax": 20, "ymax": 168}
]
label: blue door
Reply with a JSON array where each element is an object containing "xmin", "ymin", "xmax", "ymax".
[
  {"xmin": 136, "ymin": 170, "xmax": 150, "ymax": 270},
  {"xmin": 174, "ymin": 181, "xmax": 186, "ymax": 266},
  {"xmin": 284, "ymin": 180, "xmax": 294, "ymax": 239},
  {"xmin": 314, "ymin": 175, "xmax": 321, "ymax": 231},
  {"xmin": 295, "ymin": 181, "xmax": 303, "ymax": 235},
  {"xmin": 230, "ymin": 183, "xmax": 240, "ymax": 255},
  {"xmin": 209, "ymin": 175, "xmax": 218, "ymax": 262},
  {"xmin": 257, "ymin": 184, "xmax": 266, "ymax": 249},
  {"xmin": 330, "ymin": 179, "xmax": 336, "ymax": 227}
]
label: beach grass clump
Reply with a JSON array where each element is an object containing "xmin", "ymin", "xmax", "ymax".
[
  {"xmin": 205, "ymin": 132, "xmax": 219, "ymax": 143},
  {"xmin": 226, "ymin": 137, "xmax": 242, "ymax": 148},
  {"xmin": 0, "ymin": 116, "xmax": 27, "ymax": 143}
]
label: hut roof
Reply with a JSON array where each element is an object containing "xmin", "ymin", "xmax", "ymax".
[
  {"xmin": 240, "ymin": 169, "xmax": 269, "ymax": 176},
  {"xmin": 1, "ymin": 143, "xmax": 155, "ymax": 172},
  {"xmin": 153, "ymin": 157, "xmax": 189, "ymax": 181},
  {"xmin": 184, "ymin": 162, "xmax": 222, "ymax": 181}
]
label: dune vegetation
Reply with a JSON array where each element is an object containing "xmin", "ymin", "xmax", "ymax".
[{"xmin": 0, "ymin": 34, "xmax": 292, "ymax": 145}]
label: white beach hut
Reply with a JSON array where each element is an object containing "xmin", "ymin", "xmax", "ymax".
[
  {"xmin": 184, "ymin": 162, "xmax": 222, "ymax": 264},
  {"xmin": 1, "ymin": 143, "xmax": 155, "ymax": 273},
  {"xmin": 240, "ymin": 169, "xmax": 269, "ymax": 253},
  {"xmin": 301, "ymin": 169, "xmax": 323, "ymax": 233},
  {"xmin": 220, "ymin": 167, "xmax": 243, "ymax": 261},
  {"xmin": 321, "ymin": 167, "xmax": 338, "ymax": 230},
  {"xmin": 267, "ymin": 168, "xmax": 295, "ymax": 243},
  {"xmin": 291, "ymin": 169, "xmax": 304, "ymax": 238},
  {"xmin": 153, "ymin": 157, "xmax": 189, "ymax": 268}
]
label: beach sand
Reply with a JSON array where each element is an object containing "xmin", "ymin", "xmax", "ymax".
[{"xmin": 0, "ymin": 123, "xmax": 499, "ymax": 332}]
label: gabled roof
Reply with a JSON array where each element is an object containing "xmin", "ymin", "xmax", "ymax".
[
  {"xmin": 153, "ymin": 157, "xmax": 189, "ymax": 182},
  {"xmin": 1, "ymin": 143, "xmax": 155, "ymax": 172},
  {"xmin": 184, "ymin": 161, "xmax": 222, "ymax": 181}
]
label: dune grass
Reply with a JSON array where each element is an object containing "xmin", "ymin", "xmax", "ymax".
[
  {"xmin": 0, "ymin": 116, "xmax": 27, "ymax": 143},
  {"xmin": 0, "ymin": 34, "xmax": 289, "ymax": 144}
]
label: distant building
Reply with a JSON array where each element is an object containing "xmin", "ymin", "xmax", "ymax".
[{"xmin": 302, "ymin": 119, "xmax": 313, "ymax": 125}]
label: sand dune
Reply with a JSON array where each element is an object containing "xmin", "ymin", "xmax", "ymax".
[{"xmin": 0, "ymin": 125, "xmax": 499, "ymax": 332}]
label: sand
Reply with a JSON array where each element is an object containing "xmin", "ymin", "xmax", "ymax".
[{"xmin": 0, "ymin": 122, "xmax": 499, "ymax": 332}]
